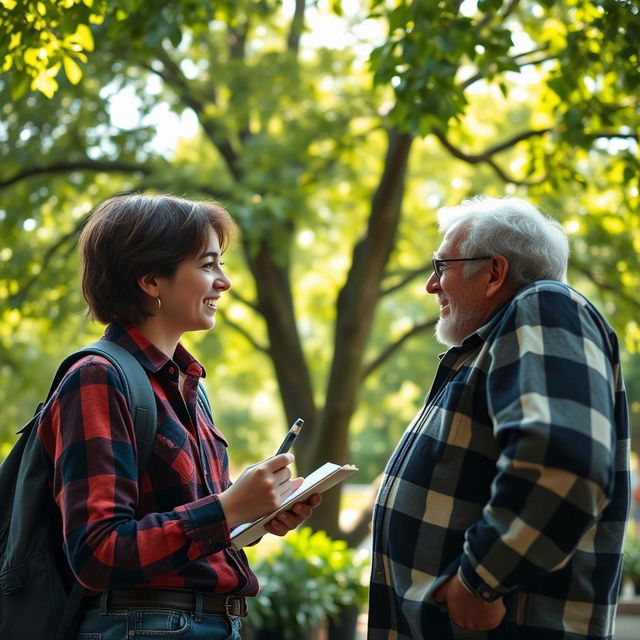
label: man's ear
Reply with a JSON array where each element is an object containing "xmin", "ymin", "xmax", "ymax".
[
  {"xmin": 137, "ymin": 273, "xmax": 160, "ymax": 298},
  {"xmin": 485, "ymin": 255, "xmax": 510, "ymax": 299}
]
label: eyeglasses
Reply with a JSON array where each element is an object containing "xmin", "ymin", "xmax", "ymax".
[{"xmin": 431, "ymin": 256, "xmax": 492, "ymax": 280}]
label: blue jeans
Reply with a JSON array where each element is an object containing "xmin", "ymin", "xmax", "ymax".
[{"xmin": 76, "ymin": 593, "xmax": 242, "ymax": 640}]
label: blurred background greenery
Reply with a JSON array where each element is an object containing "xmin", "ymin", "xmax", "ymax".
[{"xmin": 1, "ymin": 0, "xmax": 639, "ymax": 545}]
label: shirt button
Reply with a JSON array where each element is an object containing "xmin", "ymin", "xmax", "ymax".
[{"xmin": 168, "ymin": 366, "xmax": 175, "ymax": 375}]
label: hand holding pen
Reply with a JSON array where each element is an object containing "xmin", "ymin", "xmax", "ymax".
[
  {"xmin": 219, "ymin": 418, "xmax": 309, "ymax": 526},
  {"xmin": 267, "ymin": 416, "xmax": 323, "ymax": 537}
]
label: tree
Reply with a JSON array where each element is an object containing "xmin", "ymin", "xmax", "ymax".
[
  {"xmin": 0, "ymin": 0, "xmax": 240, "ymax": 98},
  {"xmin": 1, "ymin": 0, "xmax": 639, "ymax": 542}
]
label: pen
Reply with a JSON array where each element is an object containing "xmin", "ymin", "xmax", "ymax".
[{"xmin": 275, "ymin": 418, "xmax": 304, "ymax": 455}]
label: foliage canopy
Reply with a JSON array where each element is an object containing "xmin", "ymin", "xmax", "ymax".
[{"xmin": 1, "ymin": 0, "xmax": 639, "ymax": 538}]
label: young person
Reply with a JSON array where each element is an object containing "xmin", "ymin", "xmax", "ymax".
[{"xmin": 36, "ymin": 194, "xmax": 319, "ymax": 640}]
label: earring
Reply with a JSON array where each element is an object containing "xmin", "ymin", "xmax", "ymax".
[{"xmin": 156, "ymin": 297, "xmax": 162, "ymax": 310}]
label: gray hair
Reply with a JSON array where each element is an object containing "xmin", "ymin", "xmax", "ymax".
[{"xmin": 437, "ymin": 195, "xmax": 569, "ymax": 285}]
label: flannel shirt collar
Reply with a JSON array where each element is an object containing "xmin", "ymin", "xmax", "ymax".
[
  {"xmin": 437, "ymin": 281, "xmax": 544, "ymax": 362},
  {"xmin": 103, "ymin": 324, "xmax": 206, "ymax": 379}
]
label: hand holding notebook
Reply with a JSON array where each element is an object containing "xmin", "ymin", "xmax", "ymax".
[{"xmin": 229, "ymin": 461, "xmax": 358, "ymax": 549}]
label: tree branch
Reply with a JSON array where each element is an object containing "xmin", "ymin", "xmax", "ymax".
[
  {"xmin": 228, "ymin": 19, "xmax": 248, "ymax": 60},
  {"xmin": 570, "ymin": 263, "xmax": 640, "ymax": 310},
  {"xmin": 149, "ymin": 46, "xmax": 212, "ymax": 114},
  {"xmin": 499, "ymin": 0, "xmax": 521, "ymax": 20},
  {"xmin": 0, "ymin": 160, "xmax": 150, "ymax": 189},
  {"xmin": 485, "ymin": 158, "xmax": 546, "ymax": 186},
  {"xmin": 228, "ymin": 289, "xmax": 260, "ymax": 313},
  {"xmin": 431, "ymin": 126, "xmax": 549, "ymax": 186},
  {"xmin": 477, "ymin": 0, "xmax": 521, "ymax": 30},
  {"xmin": 362, "ymin": 317, "xmax": 437, "ymax": 380},
  {"xmin": 432, "ymin": 124, "xmax": 637, "ymax": 181},
  {"xmin": 588, "ymin": 132, "xmax": 639, "ymax": 141},
  {"xmin": 225, "ymin": 17, "xmax": 252, "ymax": 146},
  {"xmin": 9, "ymin": 217, "xmax": 86, "ymax": 306},
  {"xmin": 141, "ymin": 50, "xmax": 240, "ymax": 179},
  {"xmin": 287, "ymin": 0, "xmax": 306, "ymax": 53},
  {"xmin": 381, "ymin": 262, "xmax": 432, "ymax": 297},
  {"xmin": 460, "ymin": 53, "xmax": 558, "ymax": 90},
  {"xmin": 512, "ymin": 47, "xmax": 549, "ymax": 62},
  {"xmin": 432, "ymin": 126, "xmax": 550, "ymax": 163},
  {"xmin": 216, "ymin": 309, "xmax": 269, "ymax": 353}
]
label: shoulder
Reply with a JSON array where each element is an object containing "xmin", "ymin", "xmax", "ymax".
[
  {"xmin": 37, "ymin": 354, "xmax": 132, "ymax": 436},
  {"xmin": 500, "ymin": 280, "xmax": 616, "ymax": 347},
  {"xmin": 517, "ymin": 280, "xmax": 611, "ymax": 321},
  {"xmin": 54, "ymin": 354, "xmax": 128, "ymax": 399},
  {"xmin": 508, "ymin": 280, "xmax": 599, "ymax": 321},
  {"xmin": 512, "ymin": 280, "xmax": 585, "ymax": 306}
]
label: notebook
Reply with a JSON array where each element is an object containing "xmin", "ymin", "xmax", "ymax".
[{"xmin": 229, "ymin": 462, "xmax": 358, "ymax": 549}]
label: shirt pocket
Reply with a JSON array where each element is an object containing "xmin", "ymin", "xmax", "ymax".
[
  {"xmin": 201, "ymin": 422, "xmax": 229, "ymax": 448},
  {"xmin": 197, "ymin": 402, "xmax": 229, "ymax": 448},
  {"xmin": 152, "ymin": 422, "xmax": 196, "ymax": 483}
]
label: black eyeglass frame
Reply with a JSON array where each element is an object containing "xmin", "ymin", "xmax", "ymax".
[{"xmin": 431, "ymin": 256, "xmax": 492, "ymax": 279}]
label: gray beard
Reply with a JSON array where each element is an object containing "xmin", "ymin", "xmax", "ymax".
[{"xmin": 435, "ymin": 303, "xmax": 481, "ymax": 347}]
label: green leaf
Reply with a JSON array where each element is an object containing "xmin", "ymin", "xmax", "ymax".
[
  {"xmin": 62, "ymin": 56, "xmax": 82, "ymax": 85},
  {"xmin": 9, "ymin": 73, "xmax": 28, "ymax": 100},
  {"xmin": 331, "ymin": 0, "xmax": 343, "ymax": 16},
  {"xmin": 623, "ymin": 166, "xmax": 634, "ymax": 184},
  {"xmin": 70, "ymin": 24, "xmax": 95, "ymax": 52},
  {"xmin": 31, "ymin": 68, "xmax": 59, "ymax": 98}
]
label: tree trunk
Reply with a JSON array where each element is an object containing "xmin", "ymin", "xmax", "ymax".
[
  {"xmin": 243, "ymin": 229, "xmax": 318, "ymax": 438},
  {"xmin": 303, "ymin": 127, "xmax": 414, "ymax": 537}
]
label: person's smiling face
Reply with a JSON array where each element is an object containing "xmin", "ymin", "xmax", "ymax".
[
  {"xmin": 426, "ymin": 224, "xmax": 491, "ymax": 347},
  {"xmin": 155, "ymin": 226, "xmax": 231, "ymax": 334}
]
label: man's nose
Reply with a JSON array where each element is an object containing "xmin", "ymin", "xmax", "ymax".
[{"xmin": 426, "ymin": 271, "xmax": 440, "ymax": 294}]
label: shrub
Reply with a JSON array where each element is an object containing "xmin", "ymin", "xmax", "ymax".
[
  {"xmin": 245, "ymin": 528, "xmax": 369, "ymax": 639},
  {"xmin": 623, "ymin": 534, "xmax": 640, "ymax": 593}
]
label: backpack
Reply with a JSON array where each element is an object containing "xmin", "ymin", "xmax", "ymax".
[{"xmin": 0, "ymin": 340, "xmax": 158, "ymax": 640}]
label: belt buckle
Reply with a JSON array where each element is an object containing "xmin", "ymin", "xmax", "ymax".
[{"xmin": 223, "ymin": 596, "xmax": 246, "ymax": 617}]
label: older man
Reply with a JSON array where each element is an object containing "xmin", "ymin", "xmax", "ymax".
[{"xmin": 368, "ymin": 196, "xmax": 630, "ymax": 640}]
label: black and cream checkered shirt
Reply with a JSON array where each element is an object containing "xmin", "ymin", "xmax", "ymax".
[{"xmin": 369, "ymin": 281, "xmax": 630, "ymax": 640}]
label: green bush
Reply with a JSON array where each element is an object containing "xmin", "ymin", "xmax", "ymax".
[
  {"xmin": 623, "ymin": 535, "xmax": 640, "ymax": 587},
  {"xmin": 245, "ymin": 528, "xmax": 369, "ymax": 639}
]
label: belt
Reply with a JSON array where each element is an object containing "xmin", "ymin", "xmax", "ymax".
[{"xmin": 87, "ymin": 589, "xmax": 248, "ymax": 617}]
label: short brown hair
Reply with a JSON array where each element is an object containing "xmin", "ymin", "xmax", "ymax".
[{"xmin": 79, "ymin": 194, "xmax": 236, "ymax": 326}]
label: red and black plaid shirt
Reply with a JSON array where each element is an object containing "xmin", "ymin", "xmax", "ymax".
[{"xmin": 37, "ymin": 323, "xmax": 259, "ymax": 596}]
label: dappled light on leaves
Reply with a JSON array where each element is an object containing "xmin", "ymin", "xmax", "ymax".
[{"xmin": 1, "ymin": 0, "xmax": 638, "ymax": 540}]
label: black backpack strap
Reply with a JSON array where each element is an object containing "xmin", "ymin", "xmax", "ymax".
[
  {"xmin": 55, "ymin": 582, "xmax": 88, "ymax": 640},
  {"xmin": 52, "ymin": 341, "xmax": 157, "ymax": 475},
  {"xmin": 197, "ymin": 381, "xmax": 214, "ymax": 424},
  {"xmin": 17, "ymin": 341, "xmax": 157, "ymax": 640}
]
